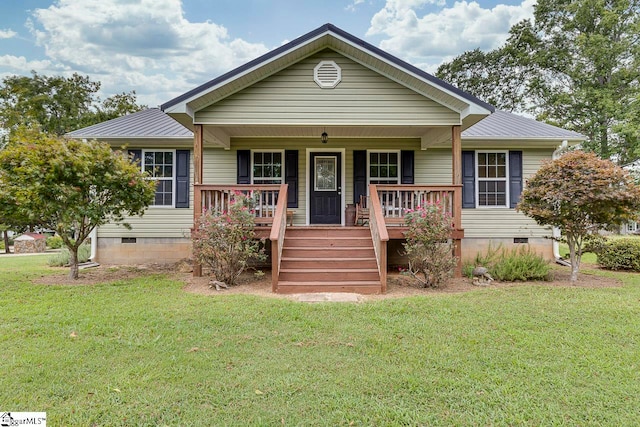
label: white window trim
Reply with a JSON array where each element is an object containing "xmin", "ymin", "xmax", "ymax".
[
  {"xmin": 142, "ymin": 149, "xmax": 176, "ymax": 208},
  {"xmin": 366, "ymin": 149, "xmax": 401, "ymax": 193},
  {"xmin": 475, "ymin": 150, "xmax": 509, "ymax": 209},
  {"xmin": 250, "ymin": 149, "xmax": 285, "ymax": 184}
]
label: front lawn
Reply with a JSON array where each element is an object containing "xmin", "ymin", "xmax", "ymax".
[{"xmin": 2, "ymin": 256, "xmax": 640, "ymax": 425}]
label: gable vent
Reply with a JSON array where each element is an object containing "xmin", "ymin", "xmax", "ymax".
[{"xmin": 314, "ymin": 60, "xmax": 342, "ymax": 89}]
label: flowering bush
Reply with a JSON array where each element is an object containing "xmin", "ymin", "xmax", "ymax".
[
  {"xmin": 403, "ymin": 202, "xmax": 457, "ymax": 287},
  {"xmin": 192, "ymin": 192, "xmax": 265, "ymax": 286}
]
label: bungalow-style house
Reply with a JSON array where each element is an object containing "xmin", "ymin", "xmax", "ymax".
[{"xmin": 68, "ymin": 24, "xmax": 583, "ymax": 293}]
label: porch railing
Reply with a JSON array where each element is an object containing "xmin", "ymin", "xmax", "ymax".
[
  {"xmin": 372, "ymin": 184, "xmax": 463, "ymax": 229},
  {"xmin": 196, "ymin": 184, "xmax": 283, "ymax": 223},
  {"xmin": 369, "ymin": 185, "xmax": 389, "ymax": 292},
  {"xmin": 193, "ymin": 184, "xmax": 289, "ymax": 284},
  {"xmin": 269, "ymin": 184, "xmax": 288, "ymax": 292},
  {"xmin": 370, "ymin": 184, "xmax": 463, "ymax": 278}
]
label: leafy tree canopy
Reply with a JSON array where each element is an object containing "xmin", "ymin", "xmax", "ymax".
[
  {"xmin": 436, "ymin": 0, "xmax": 640, "ymax": 163},
  {"xmin": 517, "ymin": 150, "xmax": 640, "ymax": 281},
  {"xmin": 0, "ymin": 128, "xmax": 156, "ymax": 279},
  {"xmin": 0, "ymin": 71, "xmax": 146, "ymax": 137}
]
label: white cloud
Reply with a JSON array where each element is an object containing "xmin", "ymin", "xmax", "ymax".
[
  {"xmin": 0, "ymin": 55, "xmax": 58, "ymax": 73},
  {"xmin": 346, "ymin": 0, "xmax": 366, "ymax": 12},
  {"xmin": 367, "ymin": 0, "xmax": 535, "ymax": 72},
  {"xmin": 24, "ymin": 0, "xmax": 269, "ymax": 106},
  {"xmin": 0, "ymin": 29, "xmax": 17, "ymax": 39}
]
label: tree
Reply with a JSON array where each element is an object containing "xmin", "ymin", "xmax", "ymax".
[
  {"xmin": 0, "ymin": 71, "xmax": 145, "ymax": 137},
  {"xmin": 0, "ymin": 128, "xmax": 156, "ymax": 279},
  {"xmin": 436, "ymin": 0, "xmax": 640, "ymax": 163},
  {"xmin": 517, "ymin": 150, "xmax": 640, "ymax": 281}
]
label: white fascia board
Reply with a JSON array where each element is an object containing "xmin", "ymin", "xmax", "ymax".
[{"xmin": 462, "ymin": 136, "xmax": 584, "ymax": 142}]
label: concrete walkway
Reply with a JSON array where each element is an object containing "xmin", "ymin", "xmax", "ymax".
[
  {"xmin": 294, "ymin": 293, "xmax": 363, "ymax": 303},
  {"xmin": 0, "ymin": 249, "xmax": 60, "ymax": 257}
]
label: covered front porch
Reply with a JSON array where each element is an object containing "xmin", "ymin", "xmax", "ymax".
[{"xmin": 193, "ymin": 183, "xmax": 463, "ymax": 294}]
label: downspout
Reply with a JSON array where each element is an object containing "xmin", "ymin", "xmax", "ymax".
[
  {"xmin": 552, "ymin": 140, "xmax": 571, "ymax": 266},
  {"xmin": 89, "ymin": 226, "xmax": 98, "ymax": 261}
]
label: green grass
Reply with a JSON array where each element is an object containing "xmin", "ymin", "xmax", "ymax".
[
  {"xmin": 2, "ymin": 256, "xmax": 640, "ymax": 425},
  {"xmin": 559, "ymin": 242, "xmax": 598, "ymax": 264}
]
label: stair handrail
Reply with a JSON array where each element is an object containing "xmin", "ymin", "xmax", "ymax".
[
  {"xmin": 368, "ymin": 184, "xmax": 389, "ymax": 292},
  {"xmin": 269, "ymin": 184, "xmax": 289, "ymax": 292}
]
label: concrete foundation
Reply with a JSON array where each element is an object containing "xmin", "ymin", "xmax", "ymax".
[
  {"xmin": 460, "ymin": 238, "xmax": 554, "ymax": 262},
  {"xmin": 96, "ymin": 237, "xmax": 191, "ymax": 265}
]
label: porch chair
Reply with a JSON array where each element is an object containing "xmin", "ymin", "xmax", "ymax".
[{"xmin": 355, "ymin": 195, "xmax": 370, "ymax": 225}]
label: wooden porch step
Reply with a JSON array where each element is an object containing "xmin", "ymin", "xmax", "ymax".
[
  {"xmin": 283, "ymin": 236, "xmax": 374, "ymax": 247},
  {"xmin": 279, "ymin": 268, "xmax": 380, "ymax": 282},
  {"xmin": 282, "ymin": 246, "xmax": 375, "ymax": 258},
  {"xmin": 280, "ymin": 257, "xmax": 378, "ymax": 269},
  {"xmin": 276, "ymin": 281, "xmax": 382, "ymax": 295},
  {"xmin": 285, "ymin": 227, "xmax": 371, "ymax": 238},
  {"xmin": 275, "ymin": 227, "xmax": 382, "ymax": 294}
]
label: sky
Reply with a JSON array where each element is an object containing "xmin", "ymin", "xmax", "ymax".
[{"xmin": 0, "ymin": 0, "xmax": 535, "ymax": 108}]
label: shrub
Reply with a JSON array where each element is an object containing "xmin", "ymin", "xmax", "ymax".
[
  {"xmin": 192, "ymin": 192, "xmax": 266, "ymax": 286},
  {"xmin": 582, "ymin": 234, "xmax": 608, "ymax": 255},
  {"xmin": 403, "ymin": 202, "xmax": 457, "ymax": 288},
  {"xmin": 469, "ymin": 243, "xmax": 552, "ymax": 281},
  {"xmin": 48, "ymin": 244, "xmax": 92, "ymax": 267},
  {"xmin": 46, "ymin": 235, "xmax": 64, "ymax": 249},
  {"xmin": 597, "ymin": 238, "xmax": 640, "ymax": 271}
]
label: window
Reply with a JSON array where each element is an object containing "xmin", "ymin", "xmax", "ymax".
[
  {"xmin": 143, "ymin": 150, "xmax": 174, "ymax": 206},
  {"xmin": 252, "ymin": 151, "xmax": 283, "ymax": 184},
  {"xmin": 369, "ymin": 151, "xmax": 400, "ymax": 185},
  {"xmin": 476, "ymin": 151, "xmax": 508, "ymax": 207}
]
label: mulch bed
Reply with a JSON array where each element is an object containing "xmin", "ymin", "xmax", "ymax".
[{"xmin": 34, "ymin": 261, "xmax": 624, "ymax": 301}]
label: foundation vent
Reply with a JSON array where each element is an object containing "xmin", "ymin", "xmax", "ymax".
[{"xmin": 314, "ymin": 61, "xmax": 341, "ymax": 88}]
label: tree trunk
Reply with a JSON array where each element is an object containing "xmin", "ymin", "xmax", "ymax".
[
  {"xmin": 2, "ymin": 230, "xmax": 9, "ymax": 254},
  {"xmin": 567, "ymin": 235, "xmax": 581, "ymax": 282},
  {"xmin": 68, "ymin": 246, "xmax": 79, "ymax": 280}
]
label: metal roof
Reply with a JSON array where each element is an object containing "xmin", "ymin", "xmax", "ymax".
[
  {"xmin": 66, "ymin": 108, "xmax": 193, "ymax": 139},
  {"xmin": 161, "ymin": 23, "xmax": 495, "ymax": 115},
  {"xmin": 66, "ymin": 108, "xmax": 583, "ymax": 143},
  {"xmin": 463, "ymin": 110, "xmax": 584, "ymax": 141}
]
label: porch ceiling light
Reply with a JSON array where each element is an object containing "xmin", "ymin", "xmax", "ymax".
[{"xmin": 321, "ymin": 131, "xmax": 328, "ymax": 144}]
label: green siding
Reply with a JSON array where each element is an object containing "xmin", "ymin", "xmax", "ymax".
[{"xmin": 196, "ymin": 50, "xmax": 459, "ymax": 126}]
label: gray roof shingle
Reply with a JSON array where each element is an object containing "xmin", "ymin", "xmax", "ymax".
[
  {"xmin": 66, "ymin": 108, "xmax": 192, "ymax": 139},
  {"xmin": 463, "ymin": 110, "xmax": 584, "ymax": 140}
]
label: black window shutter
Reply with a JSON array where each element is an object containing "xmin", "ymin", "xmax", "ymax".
[
  {"xmin": 175, "ymin": 150, "xmax": 190, "ymax": 208},
  {"xmin": 401, "ymin": 150, "xmax": 414, "ymax": 184},
  {"xmin": 462, "ymin": 151, "xmax": 475, "ymax": 208},
  {"xmin": 353, "ymin": 150, "xmax": 367, "ymax": 204},
  {"xmin": 237, "ymin": 150, "xmax": 251, "ymax": 184},
  {"xmin": 284, "ymin": 150, "xmax": 298, "ymax": 208},
  {"xmin": 509, "ymin": 151, "xmax": 523, "ymax": 208},
  {"xmin": 128, "ymin": 149, "xmax": 142, "ymax": 168}
]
